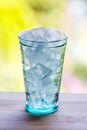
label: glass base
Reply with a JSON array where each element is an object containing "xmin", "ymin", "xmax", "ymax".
[{"xmin": 26, "ymin": 104, "xmax": 58, "ymax": 116}]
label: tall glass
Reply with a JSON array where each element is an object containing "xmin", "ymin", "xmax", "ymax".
[{"xmin": 18, "ymin": 27, "xmax": 68, "ymax": 116}]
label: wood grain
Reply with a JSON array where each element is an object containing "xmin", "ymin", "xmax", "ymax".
[{"xmin": 0, "ymin": 92, "xmax": 87, "ymax": 130}]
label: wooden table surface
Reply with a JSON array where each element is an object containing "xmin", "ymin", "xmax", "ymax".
[{"xmin": 0, "ymin": 92, "xmax": 87, "ymax": 130}]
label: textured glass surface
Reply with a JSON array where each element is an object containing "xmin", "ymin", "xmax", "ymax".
[{"xmin": 19, "ymin": 27, "xmax": 68, "ymax": 115}]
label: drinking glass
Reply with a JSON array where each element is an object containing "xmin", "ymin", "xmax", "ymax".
[{"xmin": 18, "ymin": 27, "xmax": 68, "ymax": 116}]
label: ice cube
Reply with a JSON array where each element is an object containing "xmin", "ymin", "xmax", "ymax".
[
  {"xmin": 26, "ymin": 68, "xmax": 36, "ymax": 81},
  {"xmin": 25, "ymin": 68, "xmax": 42, "ymax": 92},
  {"xmin": 24, "ymin": 46, "xmax": 49, "ymax": 66},
  {"xmin": 41, "ymin": 77, "xmax": 53, "ymax": 87},
  {"xmin": 24, "ymin": 57, "xmax": 30, "ymax": 70},
  {"xmin": 40, "ymin": 85, "xmax": 58, "ymax": 107},
  {"xmin": 28, "ymin": 27, "xmax": 46, "ymax": 42},
  {"xmin": 46, "ymin": 58, "xmax": 61, "ymax": 72},
  {"xmin": 33, "ymin": 63, "xmax": 52, "ymax": 80},
  {"xmin": 25, "ymin": 47, "xmax": 35, "ymax": 66},
  {"xmin": 25, "ymin": 81, "xmax": 39, "ymax": 93},
  {"xmin": 43, "ymin": 28, "xmax": 61, "ymax": 42},
  {"xmin": 25, "ymin": 64, "xmax": 52, "ymax": 93},
  {"xmin": 29, "ymin": 91, "xmax": 43, "ymax": 108}
]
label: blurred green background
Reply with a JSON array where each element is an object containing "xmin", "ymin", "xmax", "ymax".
[{"xmin": 0, "ymin": 0, "xmax": 87, "ymax": 93}]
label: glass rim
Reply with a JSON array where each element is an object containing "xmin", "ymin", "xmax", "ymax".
[{"xmin": 18, "ymin": 28, "xmax": 68, "ymax": 47}]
